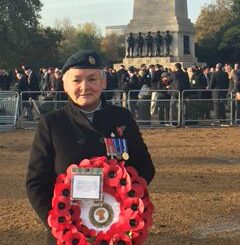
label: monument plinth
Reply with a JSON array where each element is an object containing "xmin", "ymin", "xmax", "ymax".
[{"xmin": 114, "ymin": 0, "xmax": 204, "ymax": 69}]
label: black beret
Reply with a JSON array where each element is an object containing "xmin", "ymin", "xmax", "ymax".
[{"xmin": 62, "ymin": 49, "xmax": 103, "ymax": 75}]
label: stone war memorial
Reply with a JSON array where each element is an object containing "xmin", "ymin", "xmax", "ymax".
[{"xmin": 115, "ymin": 0, "xmax": 204, "ymax": 69}]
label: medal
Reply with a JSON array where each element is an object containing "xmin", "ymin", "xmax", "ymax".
[
  {"xmin": 121, "ymin": 139, "xmax": 129, "ymax": 161},
  {"xmin": 122, "ymin": 152, "xmax": 129, "ymax": 161}
]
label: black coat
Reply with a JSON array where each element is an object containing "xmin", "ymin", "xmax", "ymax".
[
  {"xmin": 26, "ymin": 100, "xmax": 155, "ymax": 238},
  {"xmin": 123, "ymin": 74, "xmax": 141, "ymax": 99},
  {"xmin": 27, "ymin": 72, "xmax": 40, "ymax": 99},
  {"xmin": 151, "ymin": 70, "xmax": 162, "ymax": 90},
  {"xmin": 211, "ymin": 70, "xmax": 229, "ymax": 99},
  {"xmin": 116, "ymin": 69, "xmax": 127, "ymax": 90},
  {"xmin": 190, "ymin": 70, "xmax": 208, "ymax": 99},
  {"xmin": 173, "ymin": 70, "xmax": 190, "ymax": 93},
  {"xmin": 17, "ymin": 75, "xmax": 29, "ymax": 100}
]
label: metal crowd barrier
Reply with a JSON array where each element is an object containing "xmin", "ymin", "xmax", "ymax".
[
  {"xmin": 102, "ymin": 90, "xmax": 125, "ymax": 106},
  {"xmin": 0, "ymin": 91, "xmax": 19, "ymax": 131},
  {"xmin": 20, "ymin": 91, "xmax": 68, "ymax": 128},
  {"xmin": 235, "ymin": 99, "xmax": 240, "ymax": 124},
  {"xmin": 182, "ymin": 89, "xmax": 234, "ymax": 126},
  {"xmin": 8, "ymin": 89, "xmax": 240, "ymax": 130},
  {"xmin": 128, "ymin": 90, "xmax": 181, "ymax": 127}
]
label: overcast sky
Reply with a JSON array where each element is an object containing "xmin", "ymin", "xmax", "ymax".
[{"xmin": 40, "ymin": 0, "xmax": 214, "ymax": 32}]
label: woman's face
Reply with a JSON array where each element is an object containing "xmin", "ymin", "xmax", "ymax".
[{"xmin": 63, "ymin": 68, "xmax": 106, "ymax": 111}]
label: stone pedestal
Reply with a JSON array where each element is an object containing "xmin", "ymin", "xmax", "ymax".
[
  {"xmin": 114, "ymin": 0, "xmax": 204, "ymax": 69},
  {"xmin": 114, "ymin": 57, "xmax": 204, "ymax": 71}
]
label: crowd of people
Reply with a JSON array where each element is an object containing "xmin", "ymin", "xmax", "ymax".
[
  {"xmin": 110, "ymin": 62, "xmax": 240, "ymax": 124},
  {"xmin": 0, "ymin": 61, "xmax": 240, "ymax": 124}
]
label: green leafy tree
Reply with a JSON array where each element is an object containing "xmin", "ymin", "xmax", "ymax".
[
  {"xmin": 28, "ymin": 27, "xmax": 62, "ymax": 67},
  {"xmin": 56, "ymin": 19, "xmax": 102, "ymax": 65},
  {"xmin": 194, "ymin": 0, "xmax": 240, "ymax": 64},
  {"xmin": 0, "ymin": 0, "xmax": 42, "ymax": 67},
  {"xmin": 195, "ymin": 0, "xmax": 233, "ymax": 42},
  {"xmin": 101, "ymin": 34, "xmax": 125, "ymax": 63},
  {"xmin": 216, "ymin": 20, "xmax": 240, "ymax": 63},
  {"xmin": 232, "ymin": 0, "xmax": 240, "ymax": 18}
]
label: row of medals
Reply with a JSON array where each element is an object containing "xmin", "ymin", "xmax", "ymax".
[{"xmin": 104, "ymin": 136, "xmax": 129, "ymax": 161}]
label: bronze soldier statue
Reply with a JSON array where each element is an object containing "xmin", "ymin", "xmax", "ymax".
[
  {"xmin": 146, "ymin": 31, "xmax": 153, "ymax": 57},
  {"xmin": 164, "ymin": 30, "xmax": 172, "ymax": 56},
  {"xmin": 126, "ymin": 32, "xmax": 135, "ymax": 58},
  {"xmin": 155, "ymin": 31, "xmax": 163, "ymax": 56},
  {"xmin": 136, "ymin": 32, "xmax": 144, "ymax": 57}
]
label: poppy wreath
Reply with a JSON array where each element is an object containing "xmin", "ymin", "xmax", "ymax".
[{"xmin": 48, "ymin": 156, "xmax": 154, "ymax": 245}]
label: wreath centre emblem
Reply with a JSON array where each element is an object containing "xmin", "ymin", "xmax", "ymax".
[{"xmin": 89, "ymin": 203, "xmax": 114, "ymax": 228}]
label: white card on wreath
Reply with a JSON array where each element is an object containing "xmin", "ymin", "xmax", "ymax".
[{"xmin": 71, "ymin": 168, "xmax": 103, "ymax": 201}]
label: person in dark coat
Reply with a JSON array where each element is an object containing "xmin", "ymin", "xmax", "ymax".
[
  {"xmin": 171, "ymin": 63, "xmax": 190, "ymax": 125},
  {"xmin": 158, "ymin": 72, "xmax": 172, "ymax": 124},
  {"xmin": 190, "ymin": 66, "xmax": 208, "ymax": 120},
  {"xmin": 116, "ymin": 65, "xmax": 127, "ymax": 90},
  {"xmin": 123, "ymin": 66, "xmax": 141, "ymax": 118},
  {"xmin": 24, "ymin": 66, "xmax": 39, "ymax": 99},
  {"xmin": 16, "ymin": 70, "xmax": 29, "ymax": 116},
  {"xmin": 23, "ymin": 66, "xmax": 40, "ymax": 120},
  {"xmin": 116, "ymin": 65, "xmax": 128, "ymax": 107},
  {"xmin": 211, "ymin": 63, "xmax": 229, "ymax": 121},
  {"xmin": 26, "ymin": 50, "xmax": 155, "ymax": 245},
  {"xmin": 202, "ymin": 66, "xmax": 212, "ymax": 119},
  {"xmin": 172, "ymin": 63, "xmax": 190, "ymax": 94}
]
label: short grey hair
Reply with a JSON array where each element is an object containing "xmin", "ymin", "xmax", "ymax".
[{"xmin": 99, "ymin": 69, "xmax": 107, "ymax": 81}]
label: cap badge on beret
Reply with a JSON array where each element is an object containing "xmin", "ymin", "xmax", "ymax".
[{"xmin": 89, "ymin": 56, "xmax": 96, "ymax": 65}]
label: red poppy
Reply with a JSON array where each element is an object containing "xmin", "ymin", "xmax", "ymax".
[
  {"xmin": 103, "ymin": 186, "xmax": 117, "ymax": 198},
  {"xmin": 104, "ymin": 164, "xmax": 123, "ymax": 188},
  {"xmin": 52, "ymin": 223, "xmax": 78, "ymax": 243},
  {"xmin": 117, "ymin": 169, "xmax": 131, "ymax": 194},
  {"xmin": 110, "ymin": 233, "xmax": 132, "ymax": 245},
  {"xmin": 121, "ymin": 183, "xmax": 145, "ymax": 200},
  {"xmin": 95, "ymin": 231, "xmax": 112, "ymax": 245},
  {"xmin": 142, "ymin": 212, "xmax": 153, "ymax": 229},
  {"xmin": 79, "ymin": 159, "xmax": 92, "ymax": 168},
  {"xmin": 66, "ymin": 164, "xmax": 79, "ymax": 175},
  {"xmin": 141, "ymin": 191, "xmax": 151, "ymax": 207},
  {"xmin": 54, "ymin": 183, "xmax": 71, "ymax": 197},
  {"xmin": 119, "ymin": 214, "xmax": 145, "ymax": 232},
  {"xmin": 56, "ymin": 174, "xmax": 66, "ymax": 184},
  {"xmin": 69, "ymin": 205, "xmax": 81, "ymax": 225},
  {"xmin": 91, "ymin": 156, "xmax": 108, "ymax": 167},
  {"xmin": 63, "ymin": 231, "xmax": 89, "ymax": 245},
  {"xmin": 142, "ymin": 201, "xmax": 154, "ymax": 229},
  {"xmin": 107, "ymin": 158, "xmax": 119, "ymax": 166},
  {"xmin": 77, "ymin": 224, "xmax": 96, "ymax": 239},
  {"xmin": 132, "ymin": 229, "xmax": 148, "ymax": 245},
  {"xmin": 123, "ymin": 198, "xmax": 144, "ymax": 216},
  {"xmin": 52, "ymin": 196, "xmax": 71, "ymax": 216},
  {"xmin": 143, "ymin": 201, "xmax": 154, "ymax": 215},
  {"xmin": 48, "ymin": 210, "xmax": 71, "ymax": 230},
  {"xmin": 126, "ymin": 166, "xmax": 138, "ymax": 180},
  {"xmin": 116, "ymin": 127, "xmax": 124, "ymax": 137},
  {"xmin": 132, "ymin": 176, "xmax": 147, "ymax": 191}
]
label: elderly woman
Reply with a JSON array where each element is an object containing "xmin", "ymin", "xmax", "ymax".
[{"xmin": 26, "ymin": 50, "xmax": 155, "ymax": 244}]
